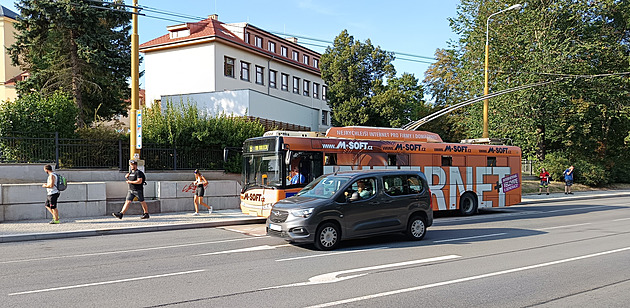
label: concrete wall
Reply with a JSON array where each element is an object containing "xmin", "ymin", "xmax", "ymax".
[
  {"xmin": 0, "ymin": 164, "xmax": 241, "ymax": 184},
  {"xmin": 0, "ymin": 180, "xmax": 242, "ymax": 222}
]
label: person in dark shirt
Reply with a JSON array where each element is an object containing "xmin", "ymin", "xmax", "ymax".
[{"xmin": 112, "ymin": 160, "xmax": 149, "ymax": 219}]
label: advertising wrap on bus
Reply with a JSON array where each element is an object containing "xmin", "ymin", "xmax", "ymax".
[{"xmin": 240, "ymin": 126, "xmax": 521, "ymax": 218}]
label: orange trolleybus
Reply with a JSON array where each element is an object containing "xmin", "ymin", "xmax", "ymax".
[{"xmin": 240, "ymin": 126, "xmax": 522, "ymax": 218}]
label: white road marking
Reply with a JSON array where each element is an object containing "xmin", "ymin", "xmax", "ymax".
[
  {"xmin": 537, "ymin": 223, "xmax": 592, "ymax": 231},
  {"xmin": 613, "ymin": 217, "xmax": 630, "ymax": 222},
  {"xmin": 9, "ymin": 270, "xmax": 205, "ymax": 296},
  {"xmin": 261, "ymin": 255, "xmax": 461, "ymax": 290},
  {"xmin": 196, "ymin": 244, "xmax": 292, "ymax": 256},
  {"xmin": 305, "ymin": 246, "xmax": 630, "ymax": 308},
  {"xmin": 276, "ymin": 247, "xmax": 389, "ymax": 262},
  {"xmin": 0, "ymin": 237, "xmax": 266, "ymax": 265},
  {"xmin": 221, "ymin": 227, "xmax": 267, "ymax": 237},
  {"xmin": 432, "ymin": 233, "xmax": 507, "ymax": 243}
]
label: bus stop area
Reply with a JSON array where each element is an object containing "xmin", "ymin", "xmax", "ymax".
[{"xmin": 2, "ymin": 189, "xmax": 629, "ymax": 243}]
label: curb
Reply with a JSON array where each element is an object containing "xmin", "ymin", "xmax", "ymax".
[{"xmin": 0, "ymin": 218, "xmax": 266, "ymax": 243}]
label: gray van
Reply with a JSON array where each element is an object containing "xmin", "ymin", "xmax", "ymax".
[{"xmin": 266, "ymin": 170, "xmax": 433, "ymax": 250}]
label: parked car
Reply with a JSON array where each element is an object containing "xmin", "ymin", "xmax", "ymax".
[{"xmin": 266, "ymin": 170, "xmax": 433, "ymax": 250}]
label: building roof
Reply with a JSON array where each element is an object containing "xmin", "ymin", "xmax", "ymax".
[
  {"xmin": 0, "ymin": 5, "xmax": 19, "ymax": 20},
  {"xmin": 139, "ymin": 16, "xmax": 320, "ymax": 73},
  {"xmin": 139, "ymin": 17, "xmax": 234, "ymax": 50}
]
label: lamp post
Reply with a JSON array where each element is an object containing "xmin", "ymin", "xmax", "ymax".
[
  {"xmin": 129, "ymin": 0, "xmax": 141, "ymax": 161},
  {"xmin": 483, "ymin": 3, "xmax": 522, "ymax": 139}
]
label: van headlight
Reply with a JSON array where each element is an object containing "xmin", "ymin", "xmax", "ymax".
[{"xmin": 290, "ymin": 208, "xmax": 314, "ymax": 218}]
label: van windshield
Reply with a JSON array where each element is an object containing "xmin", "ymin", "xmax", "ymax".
[{"xmin": 297, "ymin": 175, "xmax": 350, "ymax": 199}]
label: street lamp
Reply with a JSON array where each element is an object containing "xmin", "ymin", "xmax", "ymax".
[{"xmin": 483, "ymin": 3, "xmax": 522, "ymax": 139}]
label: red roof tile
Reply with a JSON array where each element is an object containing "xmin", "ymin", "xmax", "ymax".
[{"xmin": 139, "ymin": 18, "xmax": 243, "ymax": 50}]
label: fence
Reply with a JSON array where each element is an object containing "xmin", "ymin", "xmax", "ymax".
[{"xmin": 0, "ymin": 133, "xmax": 225, "ymax": 170}]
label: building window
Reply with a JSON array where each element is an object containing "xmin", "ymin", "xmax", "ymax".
[
  {"xmin": 313, "ymin": 83, "xmax": 319, "ymax": 98},
  {"xmin": 281, "ymin": 46, "xmax": 288, "ymax": 57},
  {"xmin": 322, "ymin": 85, "xmax": 327, "ymax": 100},
  {"xmin": 254, "ymin": 36, "xmax": 262, "ymax": 48},
  {"xmin": 244, "ymin": 32, "xmax": 249, "ymax": 44},
  {"xmin": 292, "ymin": 50, "xmax": 299, "ymax": 61},
  {"xmin": 322, "ymin": 110, "xmax": 328, "ymax": 125},
  {"xmin": 269, "ymin": 70, "xmax": 277, "ymax": 88},
  {"xmin": 303, "ymin": 80, "xmax": 310, "ymax": 96},
  {"xmin": 224, "ymin": 57, "xmax": 235, "ymax": 78},
  {"xmin": 268, "ymin": 41, "xmax": 276, "ymax": 53},
  {"xmin": 303, "ymin": 55, "xmax": 309, "ymax": 65},
  {"xmin": 281, "ymin": 73, "xmax": 289, "ymax": 91},
  {"xmin": 487, "ymin": 157, "xmax": 497, "ymax": 167},
  {"xmin": 293, "ymin": 77, "xmax": 300, "ymax": 94},
  {"xmin": 313, "ymin": 58, "xmax": 319, "ymax": 68},
  {"xmin": 240, "ymin": 61, "xmax": 250, "ymax": 81},
  {"xmin": 255, "ymin": 66, "xmax": 264, "ymax": 85}
]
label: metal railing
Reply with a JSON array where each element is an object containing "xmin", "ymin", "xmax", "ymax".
[{"xmin": 0, "ymin": 133, "xmax": 225, "ymax": 170}]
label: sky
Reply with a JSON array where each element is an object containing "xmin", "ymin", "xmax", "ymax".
[{"xmin": 3, "ymin": 0, "xmax": 461, "ymax": 87}]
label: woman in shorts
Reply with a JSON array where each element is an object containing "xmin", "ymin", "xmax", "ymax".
[{"xmin": 192, "ymin": 169, "xmax": 213, "ymax": 215}]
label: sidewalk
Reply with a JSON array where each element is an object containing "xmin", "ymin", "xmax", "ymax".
[
  {"xmin": 2, "ymin": 190, "xmax": 629, "ymax": 243},
  {"xmin": 0, "ymin": 209, "xmax": 265, "ymax": 243}
]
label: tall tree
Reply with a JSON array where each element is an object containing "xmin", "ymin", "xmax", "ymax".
[
  {"xmin": 320, "ymin": 30, "xmax": 395, "ymax": 126},
  {"xmin": 321, "ymin": 30, "xmax": 431, "ymax": 128},
  {"xmin": 8, "ymin": 0, "xmax": 132, "ymax": 127},
  {"xmin": 425, "ymin": 0, "xmax": 630, "ymax": 175}
]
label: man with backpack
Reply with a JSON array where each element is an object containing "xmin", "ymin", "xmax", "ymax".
[
  {"xmin": 112, "ymin": 160, "xmax": 150, "ymax": 219},
  {"xmin": 42, "ymin": 164, "xmax": 61, "ymax": 224}
]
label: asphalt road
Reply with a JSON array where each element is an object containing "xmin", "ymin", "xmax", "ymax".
[{"xmin": 2, "ymin": 197, "xmax": 630, "ymax": 307}]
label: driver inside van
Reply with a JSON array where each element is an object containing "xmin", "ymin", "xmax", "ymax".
[{"xmin": 357, "ymin": 181, "xmax": 371, "ymax": 199}]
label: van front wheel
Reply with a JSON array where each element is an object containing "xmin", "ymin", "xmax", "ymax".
[{"xmin": 314, "ymin": 222, "xmax": 340, "ymax": 250}]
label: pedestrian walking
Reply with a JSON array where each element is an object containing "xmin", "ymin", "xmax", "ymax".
[
  {"xmin": 192, "ymin": 169, "xmax": 212, "ymax": 215},
  {"xmin": 112, "ymin": 160, "xmax": 150, "ymax": 219},
  {"xmin": 564, "ymin": 165, "xmax": 575, "ymax": 194},
  {"xmin": 538, "ymin": 167, "xmax": 550, "ymax": 195},
  {"xmin": 42, "ymin": 165, "xmax": 61, "ymax": 224}
]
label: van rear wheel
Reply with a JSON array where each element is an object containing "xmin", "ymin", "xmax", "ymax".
[
  {"xmin": 459, "ymin": 193, "xmax": 478, "ymax": 216},
  {"xmin": 314, "ymin": 222, "xmax": 340, "ymax": 250},
  {"xmin": 406, "ymin": 215, "xmax": 427, "ymax": 241}
]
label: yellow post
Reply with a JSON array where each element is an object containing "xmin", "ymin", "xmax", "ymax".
[
  {"xmin": 483, "ymin": 43, "xmax": 489, "ymax": 139},
  {"xmin": 129, "ymin": 0, "xmax": 140, "ymax": 161}
]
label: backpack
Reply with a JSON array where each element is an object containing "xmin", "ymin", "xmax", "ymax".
[{"xmin": 54, "ymin": 173, "xmax": 68, "ymax": 191}]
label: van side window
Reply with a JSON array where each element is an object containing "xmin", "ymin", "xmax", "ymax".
[
  {"xmin": 347, "ymin": 178, "xmax": 376, "ymax": 200},
  {"xmin": 407, "ymin": 175, "xmax": 424, "ymax": 194},
  {"xmin": 383, "ymin": 175, "xmax": 405, "ymax": 196}
]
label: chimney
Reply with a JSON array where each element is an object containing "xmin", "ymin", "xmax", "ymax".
[
  {"xmin": 286, "ymin": 37, "xmax": 298, "ymax": 43},
  {"xmin": 209, "ymin": 14, "xmax": 218, "ymax": 20}
]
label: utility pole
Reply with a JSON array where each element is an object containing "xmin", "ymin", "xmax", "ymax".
[{"xmin": 129, "ymin": 0, "xmax": 141, "ymax": 161}]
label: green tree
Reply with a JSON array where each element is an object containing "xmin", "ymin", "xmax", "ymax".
[
  {"xmin": 320, "ymin": 30, "xmax": 396, "ymax": 126},
  {"xmin": 424, "ymin": 0, "xmax": 630, "ymax": 184},
  {"xmin": 8, "ymin": 0, "xmax": 132, "ymax": 127},
  {"xmin": 0, "ymin": 91, "xmax": 78, "ymax": 137}
]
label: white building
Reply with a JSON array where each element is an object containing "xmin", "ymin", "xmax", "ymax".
[{"xmin": 140, "ymin": 14, "xmax": 330, "ymax": 132}]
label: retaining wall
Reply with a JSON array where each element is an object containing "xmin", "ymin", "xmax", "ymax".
[{"xmin": 0, "ymin": 180, "xmax": 242, "ymax": 222}]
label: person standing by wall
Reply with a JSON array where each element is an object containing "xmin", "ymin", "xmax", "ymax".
[
  {"xmin": 42, "ymin": 165, "xmax": 60, "ymax": 224},
  {"xmin": 538, "ymin": 167, "xmax": 550, "ymax": 195},
  {"xmin": 563, "ymin": 165, "xmax": 575, "ymax": 194},
  {"xmin": 112, "ymin": 160, "xmax": 149, "ymax": 219},
  {"xmin": 192, "ymin": 169, "xmax": 212, "ymax": 215}
]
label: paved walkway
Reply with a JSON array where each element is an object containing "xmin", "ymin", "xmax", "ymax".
[{"xmin": 1, "ymin": 190, "xmax": 629, "ymax": 243}]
